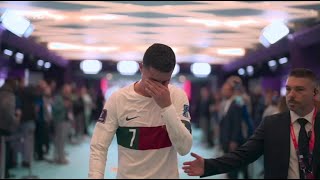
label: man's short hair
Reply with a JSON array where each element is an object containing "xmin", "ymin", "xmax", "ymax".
[
  {"xmin": 142, "ymin": 43, "xmax": 176, "ymax": 72},
  {"xmin": 289, "ymin": 68, "xmax": 318, "ymax": 85}
]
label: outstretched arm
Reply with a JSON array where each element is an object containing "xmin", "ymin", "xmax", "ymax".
[
  {"xmin": 182, "ymin": 153, "xmax": 205, "ymax": 176},
  {"xmin": 183, "ymin": 120, "xmax": 265, "ymax": 177}
]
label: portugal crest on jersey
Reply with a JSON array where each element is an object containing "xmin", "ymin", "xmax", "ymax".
[
  {"xmin": 98, "ymin": 109, "xmax": 107, "ymax": 123},
  {"xmin": 183, "ymin": 104, "xmax": 189, "ymax": 118}
]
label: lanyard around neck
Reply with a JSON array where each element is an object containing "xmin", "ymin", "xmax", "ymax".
[{"xmin": 290, "ymin": 108, "xmax": 317, "ymax": 154}]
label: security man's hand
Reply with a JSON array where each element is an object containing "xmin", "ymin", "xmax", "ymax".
[{"xmin": 182, "ymin": 152, "xmax": 205, "ymax": 176}]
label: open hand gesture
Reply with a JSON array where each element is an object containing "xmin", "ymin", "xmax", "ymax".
[{"xmin": 182, "ymin": 152, "xmax": 205, "ymax": 176}]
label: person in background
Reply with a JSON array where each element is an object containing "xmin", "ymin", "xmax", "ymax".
[
  {"xmin": 80, "ymin": 86, "xmax": 93, "ymax": 136},
  {"xmin": 216, "ymin": 76, "xmax": 248, "ymax": 179},
  {"xmin": 34, "ymin": 80, "xmax": 49, "ymax": 161},
  {"xmin": 14, "ymin": 78, "xmax": 37, "ymax": 166},
  {"xmin": 0, "ymin": 78, "xmax": 19, "ymax": 178},
  {"xmin": 73, "ymin": 88, "xmax": 86, "ymax": 140},
  {"xmin": 262, "ymin": 89, "xmax": 280, "ymax": 120},
  {"xmin": 52, "ymin": 84, "xmax": 73, "ymax": 165},
  {"xmin": 209, "ymin": 91, "xmax": 222, "ymax": 146},
  {"xmin": 250, "ymin": 86, "xmax": 265, "ymax": 130},
  {"xmin": 42, "ymin": 85, "xmax": 53, "ymax": 155},
  {"xmin": 194, "ymin": 86, "xmax": 214, "ymax": 147}
]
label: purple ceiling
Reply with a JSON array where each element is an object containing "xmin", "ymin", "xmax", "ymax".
[
  {"xmin": 223, "ymin": 24, "xmax": 320, "ymax": 72},
  {"xmin": 0, "ymin": 25, "xmax": 68, "ymax": 68}
]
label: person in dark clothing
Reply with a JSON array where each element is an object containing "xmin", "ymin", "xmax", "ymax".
[
  {"xmin": 194, "ymin": 86, "xmax": 214, "ymax": 147},
  {"xmin": 250, "ymin": 86, "xmax": 265, "ymax": 130},
  {"xmin": 15, "ymin": 83, "xmax": 37, "ymax": 166},
  {"xmin": 0, "ymin": 78, "xmax": 19, "ymax": 178},
  {"xmin": 73, "ymin": 89, "xmax": 86, "ymax": 139},
  {"xmin": 34, "ymin": 92, "xmax": 46, "ymax": 161},
  {"xmin": 91, "ymin": 88, "xmax": 105, "ymax": 124},
  {"xmin": 218, "ymin": 77, "xmax": 248, "ymax": 179},
  {"xmin": 42, "ymin": 85, "xmax": 53, "ymax": 155}
]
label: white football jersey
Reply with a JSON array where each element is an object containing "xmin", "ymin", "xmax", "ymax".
[{"xmin": 89, "ymin": 83, "xmax": 192, "ymax": 179}]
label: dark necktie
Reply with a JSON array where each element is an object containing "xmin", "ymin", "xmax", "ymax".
[{"xmin": 297, "ymin": 118, "xmax": 309, "ymax": 179}]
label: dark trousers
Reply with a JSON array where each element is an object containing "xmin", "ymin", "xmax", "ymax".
[
  {"xmin": 206, "ymin": 118, "xmax": 214, "ymax": 147},
  {"xmin": 35, "ymin": 122, "xmax": 46, "ymax": 160},
  {"xmin": 0, "ymin": 129, "xmax": 13, "ymax": 178},
  {"xmin": 200, "ymin": 116, "xmax": 214, "ymax": 147},
  {"xmin": 222, "ymin": 143, "xmax": 249, "ymax": 179}
]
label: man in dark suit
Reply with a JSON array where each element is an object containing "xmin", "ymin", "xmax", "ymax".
[
  {"xmin": 183, "ymin": 68, "xmax": 320, "ymax": 179},
  {"xmin": 219, "ymin": 76, "xmax": 248, "ymax": 179}
]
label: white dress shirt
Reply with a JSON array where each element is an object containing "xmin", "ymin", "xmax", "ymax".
[
  {"xmin": 223, "ymin": 96, "xmax": 235, "ymax": 116},
  {"xmin": 288, "ymin": 108, "xmax": 315, "ymax": 179}
]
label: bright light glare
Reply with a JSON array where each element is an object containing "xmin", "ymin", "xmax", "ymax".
[
  {"xmin": 23, "ymin": 24, "xmax": 34, "ymax": 38},
  {"xmin": 8, "ymin": 10, "xmax": 65, "ymax": 21},
  {"xmin": 80, "ymin": 14, "xmax": 121, "ymax": 21},
  {"xmin": 80, "ymin": 59, "xmax": 102, "ymax": 74},
  {"xmin": 217, "ymin": 48, "xmax": 245, "ymax": 56},
  {"xmin": 1, "ymin": 10, "xmax": 32, "ymax": 37},
  {"xmin": 224, "ymin": 19, "xmax": 257, "ymax": 27},
  {"xmin": 15, "ymin": 52, "xmax": 24, "ymax": 64},
  {"xmin": 48, "ymin": 42, "xmax": 118, "ymax": 52},
  {"xmin": 44, "ymin": 62, "xmax": 51, "ymax": 69},
  {"xmin": 262, "ymin": 21, "xmax": 289, "ymax": 44},
  {"xmin": 279, "ymin": 57, "xmax": 288, "ymax": 64},
  {"xmin": 238, "ymin": 68, "xmax": 245, "ymax": 76},
  {"xmin": 281, "ymin": 87, "xmax": 287, "ymax": 96},
  {"xmin": 259, "ymin": 35, "xmax": 271, "ymax": 48},
  {"xmin": 186, "ymin": 18, "xmax": 257, "ymax": 28},
  {"xmin": 191, "ymin": 63, "xmax": 211, "ymax": 77},
  {"xmin": 117, "ymin": 61, "xmax": 139, "ymax": 75},
  {"xmin": 4, "ymin": 49, "xmax": 13, "ymax": 56},
  {"xmin": 186, "ymin": 18, "xmax": 220, "ymax": 27},
  {"xmin": 246, "ymin": 66, "xmax": 254, "ymax": 76},
  {"xmin": 37, "ymin": 60, "xmax": 44, "ymax": 67},
  {"xmin": 0, "ymin": 79, "xmax": 4, "ymax": 88},
  {"xmin": 268, "ymin": 60, "xmax": 277, "ymax": 67}
]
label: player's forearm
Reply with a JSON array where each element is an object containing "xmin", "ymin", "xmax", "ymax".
[
  {"xmin": 161, "ymin": 104, "xmax": 192, "ymax": 156},
  {"xmin": 88, "ymin": 124, "xmax": 113, "ymax": 179},
  {"xmin": 89, "ymin": 143, "xmax": 107, "ymax": 178},
  {"xmin": 88, "ymin": 157, "xmax": 106, "ymax": 179}
]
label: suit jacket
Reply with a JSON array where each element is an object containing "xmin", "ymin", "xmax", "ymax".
[
  {"xmin": 219, "ymin": 101, "xmax": 245, "ymax": 150},
  {"xmin": 202, "ymin": 111, "xmax": 320, "ymax": 179}
]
